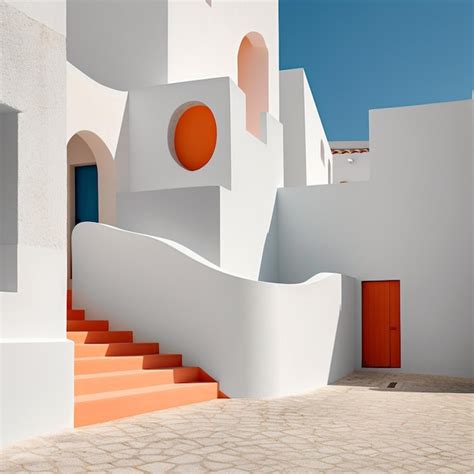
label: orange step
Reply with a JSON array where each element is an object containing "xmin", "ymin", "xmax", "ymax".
[
  {"xmin": 67, "ymin": 331, "xmax": 133, "ymax": 344},
  {"xmin": 67, "ymin": 289, "xmax": 222, "ymax": 426},
  {"xmin": 67, "ymin": 309, "xmax": 85, "ymax": 321},
  {"xmin": 75, "ymin": 353, "xmax": 183, "ymax": 374},
  {"xmin": 74, "ymin": 367, "xmax": 200, "ymax": 395},
  {"xmin": 75, "ymin": 342, "xmax": 159, "ymax": 358},
  {"xmin": 74, "ymin": 382, "xmax": 218, "ymax": 426},
  {"xmin": 68, "ymin": 320, "xmax": 109, "ymax": 332}
]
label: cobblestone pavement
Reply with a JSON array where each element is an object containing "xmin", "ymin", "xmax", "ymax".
[{"xmin": 1, "ymin": 372, "xmax": 473, "ymax": 473}]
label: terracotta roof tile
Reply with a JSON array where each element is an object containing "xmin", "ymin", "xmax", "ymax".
[{"xmin": 331, "ymin": 148, "xmax": 369, "ymax": 155}]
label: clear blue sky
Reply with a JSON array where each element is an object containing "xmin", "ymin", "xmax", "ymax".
[{"xmin": 279, "ymin": 0, "xmax": 472, "ymax": 141}]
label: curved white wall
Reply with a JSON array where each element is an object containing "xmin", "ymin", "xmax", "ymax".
[
  {"xmin": 67, "ymin": 63, "xmax": 128, "ymax": 158},
  {"xmin": 67, "ymin": 0, "xmax": 168, "ymax": 90},
  {"xmin": 72, "ymin": 223, "xmax": 356, "ymax": 398}
]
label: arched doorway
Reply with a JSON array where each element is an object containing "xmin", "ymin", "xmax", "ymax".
[
  {"xmin": 237, "ymin": 32, "xmax": 269, "ymax": 139},
  {"xmin": 67, "ymin": 131, "xmax": 116, "ymax": 280}
]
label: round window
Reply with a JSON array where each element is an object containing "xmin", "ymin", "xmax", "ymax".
[{"xmin": 173, "ymin": 105, "xmax": 217, "ymax": 171}]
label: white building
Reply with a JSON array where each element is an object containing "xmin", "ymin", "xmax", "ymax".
[{"xmin": 1, "ymin": 0, "xmax": 472, "ymax": 447}]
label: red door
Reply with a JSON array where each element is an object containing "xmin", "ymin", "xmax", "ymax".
[{"xmin": 362, "ymin": 281, "xmax": 400, "ymax": 368}]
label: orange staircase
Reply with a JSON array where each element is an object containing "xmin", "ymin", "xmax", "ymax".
[{"xmin": 67, "ymin": 289, "xmax": 221, "ymax": 427}]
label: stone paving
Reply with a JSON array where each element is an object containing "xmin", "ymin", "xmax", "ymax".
[{"xmin": 1, "ymin": 372, "xmax": 473, "ymax": 473}]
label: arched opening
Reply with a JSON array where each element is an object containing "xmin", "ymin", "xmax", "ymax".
[
  {"xmin": 67, "ymin": 131, "xmax": 116, "ymax": 280},
  {"xmin": 237, "ymin": 32, "xmax": 269, "ymax": 139}
]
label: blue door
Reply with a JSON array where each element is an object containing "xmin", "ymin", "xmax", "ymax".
[{"xmin": 75, "ymin": 165, "xmax": 98, "ymax": 225}]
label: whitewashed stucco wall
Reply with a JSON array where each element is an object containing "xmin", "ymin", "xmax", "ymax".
[
  {"xmin": 0, "ymin": 2, "xmax": 67, "ymax": 339},
  {"xmin": 167, "ymin": 0, "xmax": 279, "ymax": 121},
  {"xmin": 0, "ymin": 2, "xmax": 73, "ymax": 447},
  {"xmin": 5, "ymin": 0, "xmax": 65, "ymax": 35},
  {"xmin": 118, "ymin": 187, "xmax": 222, "ymax": 265},
  {"xmin": 67, "ymin": 63, "xmax": 128, "ymax": 158},
  {"xmin": 277, "ymin": 100, "xmax": 473, "ymax": 378},
  {"xmin": 67, "ymin": 0, "xmax": 279, "ymax": 124},
  {"xmin": 219, "ymin": 81, "xmax": 283, "ymax": 280},
  {"xmin": 128, "ymin": 77, "xmax": 232, "ymax": 192},
  {"xmin": 332, "ymin": 152, "xmax": 370, "ymax": 184},
  {"xmin": 122, "ymin": 77, "xmax": 283, "ymax": 280},
  {"xmin": 67, "ymin": 0, "xmax": 168, "ymax": 90},
  {"xmin": 280, "ymin": 69, "xmax": 331, "ymax": 186}
]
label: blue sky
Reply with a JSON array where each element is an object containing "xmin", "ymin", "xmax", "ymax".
[{"xmin": 279, "ymin": 0, "xmax": 472, "ymax": 141}]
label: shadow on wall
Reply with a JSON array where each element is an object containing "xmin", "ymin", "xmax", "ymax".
[
  {"xmin": 258, "ymin": 193, "xmax": 279, "ymax": 283},
  {"xmin": 259, "ymin": 198, "xmax": 357, "ymax": 383},
  {"xmin": 115, "ymin": 98, "xmax": 130, "ymax": 193},
  {"xmin": 328, "ymin": 276, "xmax": 356, "ymax": 384}
]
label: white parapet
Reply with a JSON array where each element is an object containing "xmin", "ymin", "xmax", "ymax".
[{"xmin": 72, "ymin": 223, "xmax": 356, "ymax": 398}]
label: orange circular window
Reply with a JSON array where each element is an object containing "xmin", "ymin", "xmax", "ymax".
[{"xmin": 174, "ymin": 105, "xmax": 217, "ymax": 171}]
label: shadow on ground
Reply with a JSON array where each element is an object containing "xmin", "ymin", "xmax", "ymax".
[{"xmin": 332, "ymin": 371, "xmax": 474, "ymax": 394}]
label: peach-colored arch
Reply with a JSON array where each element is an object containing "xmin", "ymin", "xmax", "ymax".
[
  {"xmin": 67, "ymin": 131, "xmax": 116, "ymax": 279},
  {"xmin": 238, "ymin": 32, "xmax": 269, "ymax": 139}
]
